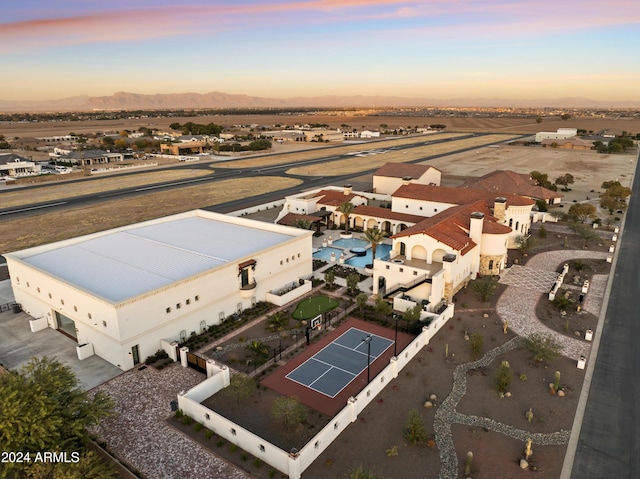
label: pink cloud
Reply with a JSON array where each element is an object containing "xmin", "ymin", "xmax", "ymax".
[{"xmin": 1, "ymin": 1, "xmax": 637, "ymax": 53}]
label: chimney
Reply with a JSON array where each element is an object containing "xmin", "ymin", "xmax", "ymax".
[
  {"xmin": 402, "ymin": 176, "xmax": 412, "ymax": 186},
  {"xmin": 343, "ymin": 184, "xmax": 352, "ymax": 195},
  {"xmin": 493, "ymin": 197, "xmax": 506, "ymax": 222},
  {"xmin": 469, "ymin": 212, "xmax": 484, "ymax": 245}
]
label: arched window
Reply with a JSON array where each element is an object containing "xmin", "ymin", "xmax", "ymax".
[
  {"xmin": 488, "ymin": 260, "xmax": 494, "ymax": 271},
  {"xmin": 509, "ymin": 218, "xmax": 513, "ymax": 228}
]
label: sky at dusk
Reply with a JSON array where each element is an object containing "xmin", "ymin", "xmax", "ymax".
[{"xmin": 1, "ymin": 0, "xmax": 639, "ymax": 102}]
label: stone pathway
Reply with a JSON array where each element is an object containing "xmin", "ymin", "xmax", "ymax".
[
  {"xmin": 497, "ymin": 250, "xmax": 608, "ymax": 360},
  {"xmin": 434, "ymin": 338, "xmax": 571, "ymax": 479},
  {"xmin": 499, "ymin": 265, "xmax": 560, "ymax": 292},
  {"xmin": 435, "ymin": 249, "xmax": 609, "ymax": 478}
]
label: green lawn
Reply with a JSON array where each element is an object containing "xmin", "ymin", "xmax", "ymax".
[{"xmin": 293, "ymin": 295, "xmax": 339, "ymax": 320}]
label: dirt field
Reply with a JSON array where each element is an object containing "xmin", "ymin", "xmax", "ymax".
[
  {"xmin": 286, "ymin": 134, "xmax": 518, "ymax": 177},
  {"xmin": 3, "ymin": 114, "xmax": 640, "ymax": 138},
  {"xmin": 428, "ymin": 145, "xmax": 636, "ymax": 202},
  {"xmin": 0, "ymin": 176, "xmax": 300, "ymax": 253}
]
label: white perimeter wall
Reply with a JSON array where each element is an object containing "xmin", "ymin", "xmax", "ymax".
[{"xmin": 178, "ymin": 303, "xmax": 455, "ymax": 479}]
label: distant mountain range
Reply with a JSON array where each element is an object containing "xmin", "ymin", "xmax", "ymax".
[{"xmin": 0, "ymin": 91, "xmax": 638, "ymax": 112}]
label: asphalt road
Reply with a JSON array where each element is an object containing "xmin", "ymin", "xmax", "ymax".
[
  {"xmin": 0, "ymin": 133, "xmax": 514, "ymax": 219},
  {"xmin": 569, "ymin": 150, "xmax": 640, "ymax": 478}
]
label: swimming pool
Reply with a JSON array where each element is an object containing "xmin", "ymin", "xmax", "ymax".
[
  {"xmin": 333, "ymin": 238, "xmax": 369, "ymax": 249},
  {"xmin": 345, "ymin": 244, "xmax": 392, "ymax": 268},
  {"xmin": 313, "ymin": 247, "xmax": 344, "ymax": 261}
]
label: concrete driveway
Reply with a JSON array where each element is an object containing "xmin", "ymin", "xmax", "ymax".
[{"xmin": 0, "ymin": 280, "xmax": 122, "ymax": 390}]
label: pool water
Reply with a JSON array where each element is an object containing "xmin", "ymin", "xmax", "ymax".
[
  {"xmin": 345, "ymin": 244, "xmax": 392, "ymax": 268},
  {"xmin": 313, "ymin": 247, "xmax": 343, "ymax": 261},
  {"xmin": 333, "ymin": 238, "xmax": 369, "ymax": 249}
]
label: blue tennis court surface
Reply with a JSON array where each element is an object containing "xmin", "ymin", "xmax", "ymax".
[{"xmin": 286, "ymin": 327, "xmax": 394, "ymax": 397}]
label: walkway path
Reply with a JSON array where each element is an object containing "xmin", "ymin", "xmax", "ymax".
[
  {"xmin": 497, "ymin": 250, "xmax": 608, "ymax": 360},
  {"xmin": 434, "ymin": 337, "xmax": 571, "ymax": 479},
  {"xmin": 435, "ymin": 249, "xmax": 609, "ymax": 478}
]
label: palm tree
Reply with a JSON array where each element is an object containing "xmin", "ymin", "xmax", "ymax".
[
  {"xmin": 337, "ymin": 201, "xmax": 355, "ymax": 234},
  {"xmin": 364, "ymin": 227, "xmax": 387, "ymax": 267}
]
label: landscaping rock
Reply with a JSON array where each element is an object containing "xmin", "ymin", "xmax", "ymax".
[
  {"xmin": 558, "ymin": 390, "xmax": 566, "ymax": 397},
  {"xmin": 424, "ymin": 401, "xmax": 434, "ymax": 408},
  {"xmin": 430, "ymin": 394, "xmax": 437, "ymax": 401},
  {"xmin": 520, "ymin": 459, "xmax": 529, "ymax": 469}
]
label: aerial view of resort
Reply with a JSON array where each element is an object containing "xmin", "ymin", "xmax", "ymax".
[{"xmin": 1, "ymin": 2, "xmax": 639, "ymax": 479}]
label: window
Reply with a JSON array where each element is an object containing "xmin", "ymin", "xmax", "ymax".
[
  {"xmin": 205, "ymin": 413, "xmax": 210, "ymax": 420},
  {"xmin": 488, "ymin": 260, "xmax": 494, "ymax": 271},
  {"xmin": 413, "ymin": 271, "xmax": 418, "ymax": 276},
  {"xmin": 103, "ymin": 320, "xmax": 107, "ymax": 327},
  {"xmin": 186, "ymin": 299, "xmax": 191, "ymax": 305},
  {"xmin": 334, "ymin": 422, "xmax": 339, "ymax": 430},
  {"xmin": 399, "ymin": 268, "xmax": 404, "ymax": 272},
  {"xmin": 385, "ymin": 265, "xmax": 390, "ymax": 269},
  {"xmin": 166, "ymin": 307, "xmax": 171, "ymax": 314},
  {"xmin": 48, "ymin": 293, "xmax": 52, "ymax": 299},
  {"xmin": 219, "ymin": 312, "xmax": 225, "ymax": 321},
  {"xmin": 74, "ymin": 306, "xmax": 78, "ymax": 312},
  {"xmin": 26, "ymin": 282, "xmax": 29, "ymax": 287},
  {"xmin": 259, "ymin": 445, "xmax": 265, "ymax": 452},
  {"xmin": 176, "ymin": 303, "xmax": 181, "ymax": 309},
  {"xmin": 87, "ymin": 313, "xmax": 92, "ymax": 319},
  {"xmin": 37, "ymin": 287, "xmax": 40, "ymax": 293},
  {"xmin": 60, "ymin": 299, "xmax": 64, "ymax": 305},
  {"xmin": 195, "ymin": 295, "xmax": 200, "ymax": 301},
  {"xmin": 231, "ymin": 428, "xmax": 237, "ymax": 436}
]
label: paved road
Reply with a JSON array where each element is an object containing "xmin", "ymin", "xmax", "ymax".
[
  {"xmin": 569, "ymin": 150, "xmax": 640, "ymax": 478},
  {"xmin": 0, "ymin": 133, "xmax": 521, "ymax": 219}
]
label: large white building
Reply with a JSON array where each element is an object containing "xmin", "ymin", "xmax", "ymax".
[{"xmin": 6, "ymin": 210, "xmax": 313, "ymax": 371}]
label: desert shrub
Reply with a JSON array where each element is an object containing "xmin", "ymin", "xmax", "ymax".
[
  {"xmin": 494, "ymin": 360, "xmax": 513, "ymax": 393},
  {"xmin": 346, "ymin": 463, "xmax": 385, "ymax": 479},
  {"xmin": 469, "ymin": 333, "xmax": 483, "ymax": 359},
  {"xmin": 522, "ymin": 333, "xmax": 562, "ymax": 364},
  {"xmin": 204, "ymin": 429, "xmax": 213, "ymax": 440},
  {"xmin": 403, "ymin": 409, "xmax": 427, "ymax": 445}
]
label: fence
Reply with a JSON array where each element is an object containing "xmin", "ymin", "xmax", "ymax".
[{"xmin": 177, "ymin": 302, "xmax": 455, "ymax": 479}]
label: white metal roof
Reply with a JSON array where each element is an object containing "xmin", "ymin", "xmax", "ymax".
[{"xmin": 22, "ymin": 215, "xmax": 293, "ymax": 303}]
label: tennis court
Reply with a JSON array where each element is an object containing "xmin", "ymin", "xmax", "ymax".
[{"xmin": 286, "ymin": 327, "xmax": 393, "ymax": 397}]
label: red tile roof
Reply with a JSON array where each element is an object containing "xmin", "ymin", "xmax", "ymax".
[
  {"xmin": 374, "ymin": 162, "xmax": 439, "ymax": 179},
  {"xmin": 393, "ymin": 183, "xmax": 535, "ymax": 207},
  {"xmin": 461, "ymin": 170, "xmax": 562, "ymax": 201},
  {"xmin": 353, "ymin": 205, "xmax": 425, "ymax": 223},
  {"xmin": 392, "ymin": 200, "xmax": 510, "ymax": 254},
  {"xmin": 313, "ymin": 189, "xmax": 364, "ymax": 207}
]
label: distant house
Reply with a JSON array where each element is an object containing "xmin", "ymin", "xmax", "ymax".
[
  {"xmin": 535, "ymin": 128, "xmax": 578, "ymax": 143},
  {"xmin": 0, "ymin": 153, "xmax": 41, "ymax": 177},
  {"xmin": 359, "ymin": 130, "xmax": 381, "ymax": 138},
  {"xmin": 460, "ymin": 169, "xmax": 563, "ymax": 205},
  {"xmin": 160, "ymin": 141, "xmax": 206, "ymax": 155},
  {"xmin": 373, "ymin": 162, "xmax": 441, "ymax": 194},
  {"xmin": 50, "ymin": 149, "xmax": 124, "ymax": 167},
  {"xmin": 541, "ymin": 138, "xmax": 593, "ymax": 150}
]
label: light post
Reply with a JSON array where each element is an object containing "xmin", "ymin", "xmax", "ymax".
[
  {"xmin": 394, "ymin": 316, "xmax": 399, "ymax": 357},
  {"xmin": 362, "ymin": 335, "xmax": 372, "ymax": 384}
]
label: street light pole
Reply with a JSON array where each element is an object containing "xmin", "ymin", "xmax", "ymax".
[
  {"xmin": 363, "ymin": 335, "xmax": 372, "ymax": 384},
  {"xmin": 394, "ymin": 317, "xmax": 399, "ymax": 357}
]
